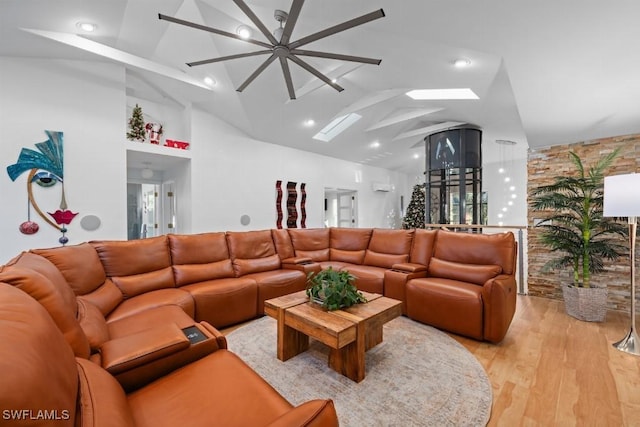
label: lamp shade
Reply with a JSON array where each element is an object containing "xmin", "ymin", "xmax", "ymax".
[{"xmin": 604, "ymin": 173, "xmax": 640, "ymax": 217}]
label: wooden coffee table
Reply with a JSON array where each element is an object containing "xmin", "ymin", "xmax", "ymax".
[{"xmin": 264, "ymin": 291, "xmax": 402, "ymax": 383}]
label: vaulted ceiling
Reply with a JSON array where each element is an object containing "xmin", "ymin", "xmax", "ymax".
[{"xmin": 2, "ymin": 0, "xmax": 640, "ymax": 176}]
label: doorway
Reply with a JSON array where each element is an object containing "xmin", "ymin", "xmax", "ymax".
[
  {"xmin": 126, "ymin": 150, "xmax": 189, "ymax": 239},
  {"xmin": 324, "ymin": 188, "xmax": 358, "ymax": 228}
]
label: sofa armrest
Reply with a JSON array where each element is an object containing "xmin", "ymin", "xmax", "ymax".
[
  {"xmin": 282, "ymin": 258, "xmax": 322, "ymax": 275},
  {"xmin": 481, "ymin": 274, "xmax": 517, "ymax": 343},
  {"xmin": 390, "ymin": 262, "xmax": 428, "ymax": 273},
  {"xmin": 100, "ymin": 323, "xmax": 190, "ymax": 375},
  {"xmin": 384, "ymin": 266, "xmax": 428, "ymax": 314},
  {"xmin": 197, "ymin": 321, "xmax": 228, "ymax": 350},
  {"xmin": 266, "ymin": 399, "xmax": 338, "ymax": 427}
]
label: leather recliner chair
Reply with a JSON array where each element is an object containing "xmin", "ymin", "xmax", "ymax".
[{"xmin": 0, "ymin": 283, "xmax": 339, "ymax": 427}]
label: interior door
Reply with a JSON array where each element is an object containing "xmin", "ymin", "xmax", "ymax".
[{"xmin": 337, "ymin": 191, "xmax": 357, "ymax": 228}]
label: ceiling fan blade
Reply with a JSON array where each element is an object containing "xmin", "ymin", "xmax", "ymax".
[
  {"xmin": 237, "ymin": 53, "xmax": 277, "ymax": 92},
  {"xmin": 280, "ymin": 0, "xmax": 304, "ymax": 46},
  {"xmin": 289, "ymin": 9, "xmax": 385, "ymax": 50},
  {"xmin": 291, "ymin": 49, "xmax": 381, "ymax": 65},
  {"xmin": 279, "ymin": 57, "xmax": 296, "ymax": 100},
  {"xmin": 287, "ymin": 55, "xmax": 343, "ymax": 92},
  {"xmin": 187, "ymin": 50, "xmax": 272, "ymax": 67},
  {"xmin": 158, "ymin": 13, "xmax": 272, "ymax": 49},
  {"xmin": 232, "ymin": 0, "xmax": 279, "ymax": 46}
]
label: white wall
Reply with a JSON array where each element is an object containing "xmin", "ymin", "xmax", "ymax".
[
  {"xmin": 0, "ymin": 58, "xmax": 127, "ymax": 263},
  {"xmin": 0, "ymin": 57, "xmax": 410, "ymax": 263},
  {"xmin": 188, "ymin": 110, "xmax": 409, "ymax": 232}
]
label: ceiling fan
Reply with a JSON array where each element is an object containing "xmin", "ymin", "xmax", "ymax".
[{"xmin": 159, "ymin": 0, "xmax": 385, "ymax": 100}]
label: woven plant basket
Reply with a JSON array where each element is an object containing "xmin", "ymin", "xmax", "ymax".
[{"xmin": 562, "ymin": 285, "xmax": 608, "ymax": 322}]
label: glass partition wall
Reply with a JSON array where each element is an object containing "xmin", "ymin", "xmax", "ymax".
[{"xmin": 425, "ymin": 127, "xmax": 483, "ymax": 226}]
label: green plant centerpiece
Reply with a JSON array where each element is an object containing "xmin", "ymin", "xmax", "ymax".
[
  {"xmin": 306, "ymin": 267, "xmax": 367, "ymax": 311},
  {"xmin": 530, "ymin": 149, "xmax": 627, "ymax": 321}
]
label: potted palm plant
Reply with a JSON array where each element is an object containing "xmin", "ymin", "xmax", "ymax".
[
  {"xmin": 306, "ymin": 267, "xmax": 367, "ymax": 311},
  {"xmin": 530, "ymin": 149, "xmax": 627, "ymax": 321}
]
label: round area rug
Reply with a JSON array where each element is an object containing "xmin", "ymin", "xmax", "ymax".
[{"xmin": 227, "ymin": 316, "xmax": 492, "ymax": 426}]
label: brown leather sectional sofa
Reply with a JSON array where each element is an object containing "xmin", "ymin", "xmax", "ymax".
[{"xmin": 0, "ymin": 227, "xmax": 516, "ymax": 426}]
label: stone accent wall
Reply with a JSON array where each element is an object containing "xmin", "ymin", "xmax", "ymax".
[{"xmin": 527, "ymin": 134, "xmax": 640, "ymax": 312}]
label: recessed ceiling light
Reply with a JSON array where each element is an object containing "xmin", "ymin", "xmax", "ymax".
[
  {"xmin": 406, "ymin": 88, "xmax": 479, "ymax": 100},
  {"xmin": 236, "ymin": 25, "xmax": 252, "ymax": 39},
  {"xmin": 204, "ymin": 76, "xmax": 216, "ymax": 86},
  {"xmin": 454, "ymin": 58, "xmax": 471, "ymax": 68},
  {"xmin": 413, "ymin": 153, "xmax": 420, "ymax": 159},
  {"xmin": 76, "ymin": 22, "xmax": 97, "ymax": 32},
  {"xmin": 304, "ymin": 119, "xmax": 315, "ymax": 127},
  {"xmin": 370, "ymin": 141, "xmax": 380, "ymax": 148},
  {"xmin": 331, "ymin": 78, "xmax": 338, "ymax": 84}
]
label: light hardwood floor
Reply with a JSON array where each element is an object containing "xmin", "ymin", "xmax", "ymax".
[{"xmin": 451, "ymin": 295, "xmax": 640, "ymax": 426}]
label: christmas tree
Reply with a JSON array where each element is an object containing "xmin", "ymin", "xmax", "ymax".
[
  {"xmin": 402, "ymin": 184, "xmax": 426, "ymax": 229},
  {"xmin": 127, "ymin": 104, "xmax": 146, "ymax": 141}
]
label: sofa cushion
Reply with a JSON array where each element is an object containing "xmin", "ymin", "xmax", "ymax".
[
  {"xmin": 227, "ymin": 230, "xmax": 281, "ymax": 277},
  {"xmin": 363, "ymin": 251, "xmax": 408, "ymax": 269},
  {"xmin": 182, "ymin": 278, "xmax": 258, "ymax": 328},
  {"xmin": 112, "ymin": 267, "xmax": 176, "ymax": 299},
  {"xmin": 168, "ymin": 232, "xmax": 230, "ymax": 265},
  {"xmin": 91, "ymin": 236, "xmax": 172, "ymax": 277},
  {"xmin": 127, "ymin": 350, "xmax": 294, "ymax": 427},
  {"xmin": 169, "ymin": 233, "xmax": 236, "ymax": 285},
  {"xmin": 79, "ymin": 279, "xmax": 123, "ymax": 317},
  {"xmin": 428, "ymin": 257, "xmax": 502, "ymax": 286},
  {"xmin": 106, "ymin": 305, "xmax": 196, "ymax": 339},
  {"xmin": 77, "ymin": 298, "xmax": 110, "ymax": 352},
  {"xmin": 288, "ymin": 228, "xmax": 330, "ymax": 261},
  {"xmin": 32, "ymin": 243, "xmax": 107, "ymax": 296},
  {"xmin": 246, "ymin": 269, "xmax": 306, "ymax": 315},
  {"xmin": 363, "ymin": 229, "xmax": 413, "ymax": 268},
  {"xmin": 329, "ymin": 228, "xmax": 372, "ymax": 264},
  {"xmin": 76, "ymin": 358, "xmax": 136, "ymax": 427},
  {"xmin": 271, "ymin": 229, "xmax": 295, "ymax": 259},
  {"xmin": 0, "ymin": 283, "xmax": 79, "ymax": 427},
  {"xmin": 409, "ymin": 229, "xmax": 437, "ymax": 266},
  {"xmin": 105, "ymin": 288, "xmax": 195, "ymax": 323},
  {"xmin": 434, "ymin": 230, "xmax": 516, "ymax": 275},
  {"xmin": 0, "ymin": 253, "xmax": 90, "ymax": 359},
  {"xmin": 341, "ymin": 264, "xmax": 385, "ymax": 294}
]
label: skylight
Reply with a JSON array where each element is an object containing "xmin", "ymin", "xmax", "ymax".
[
  {"xmin": 406, "ymin": 88, "xmax": 479, "ymax": 100},
  {"xmin": 313, "ymin": 113, "xmax": 362, "ymax": 142}
]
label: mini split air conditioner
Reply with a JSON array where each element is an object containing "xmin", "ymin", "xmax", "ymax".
[{"xmin": 372, "ymin": 182, "xmax": 393, "ymax": 192}]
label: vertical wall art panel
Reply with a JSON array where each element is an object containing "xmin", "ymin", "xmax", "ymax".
[
  {"xmin": 275, "ymin": 180, "xmax": 283, "ymax": 229},
  {"xmin": 300, "ymin": 183, "xmax": 307, "ymax": 228},
  {"xmin": 286, "ymin": 181, "xmax": 298, "ymax": 228}
]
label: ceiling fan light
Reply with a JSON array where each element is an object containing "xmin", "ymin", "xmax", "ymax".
[{"xmin": 236, "ymin": 25, "xmax": 252, "ymax": 39}]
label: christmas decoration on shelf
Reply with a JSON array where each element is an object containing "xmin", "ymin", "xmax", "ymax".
[
  {"xmin": 127, "ymin": 104, "xmax": 146, "ymax": 142},
  {"xmin": 402, "ymin": 184, "xmax": 426, "ymax": 229},
  {"xmin": 6, "ymin": 130, "xmax": 78, "ymax": 245},
  {"xmin": 145, "ymin": 122, "xmax": 163, "ymax": 145}
]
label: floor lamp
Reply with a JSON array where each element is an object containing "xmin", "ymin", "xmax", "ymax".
[{"xmin": 604, "ymin": 173, "xmax": 640, "ymax": 356}]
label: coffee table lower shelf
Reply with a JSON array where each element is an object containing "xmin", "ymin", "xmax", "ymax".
[{"xmin": 264, "ymin": 291, "xmax": 402, "ymax": 383}]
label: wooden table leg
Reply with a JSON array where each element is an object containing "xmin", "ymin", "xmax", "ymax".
[
  {"xmin": 277, "ymin": 307, "xmax": 308, "ymax": 361},
  {"xmin": 328, "ymin": 322, "xmax": 366, "ymax": 382}
]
